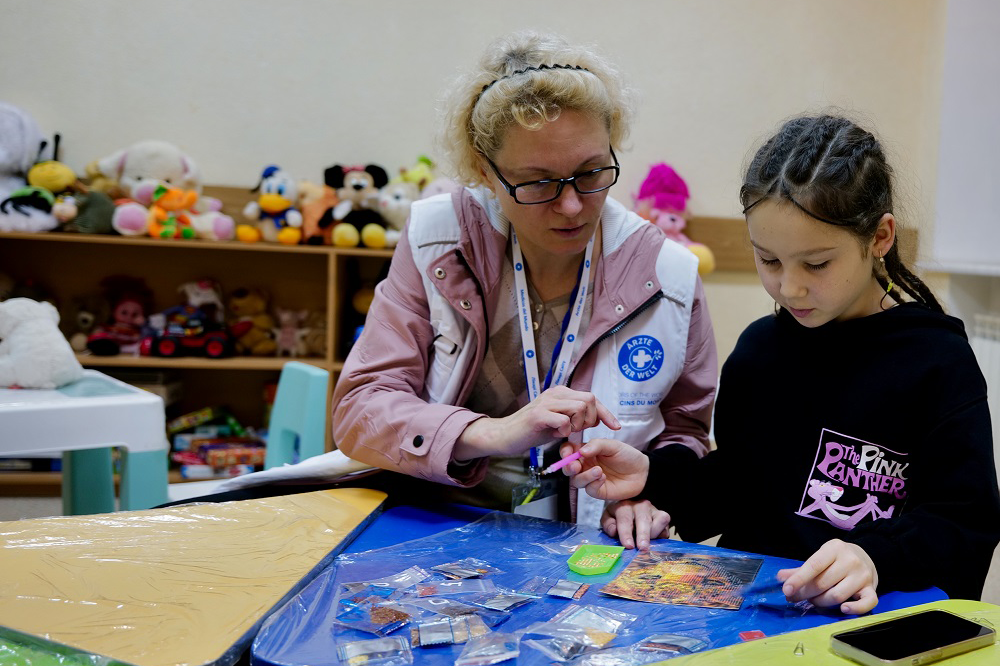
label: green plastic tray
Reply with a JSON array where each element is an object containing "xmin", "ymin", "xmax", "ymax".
[{"xmin": 566, "ymin": 544, "xmax": 625, "ymax": 575}]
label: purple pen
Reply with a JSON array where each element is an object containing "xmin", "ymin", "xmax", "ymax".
[{"xmin": 541, "ymin": 450, "xmax": 582, "ymax": 475}]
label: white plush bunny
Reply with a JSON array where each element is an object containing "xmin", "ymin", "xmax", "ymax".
[{"xmin": 0, "ymin": 298, "xmax": 83, "ymax": 389}]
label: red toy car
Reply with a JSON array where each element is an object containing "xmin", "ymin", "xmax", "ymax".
[{"xmin": 140, "ymin": 304, "xmax": 232, "ymax": 358}]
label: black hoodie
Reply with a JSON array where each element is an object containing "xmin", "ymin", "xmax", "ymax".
[{"xmin": 643, "ymin": 303, "xmax": 1000, "ymax": 600}]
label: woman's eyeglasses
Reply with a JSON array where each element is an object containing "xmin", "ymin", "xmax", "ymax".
[{"xmin": 486, "ymin": 148, "xmax": 619, "ymax": 205}]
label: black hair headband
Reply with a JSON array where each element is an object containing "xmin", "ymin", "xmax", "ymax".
[{"xmin": 475, "ymin": 64, "xmax": 591, "ymax": 103}]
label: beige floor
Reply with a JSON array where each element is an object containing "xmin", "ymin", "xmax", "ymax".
[{"xmin": 2, "ymin": 496, "xmax": 999, "ymax": 605}]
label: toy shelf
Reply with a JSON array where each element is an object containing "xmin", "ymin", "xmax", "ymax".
[{"xmin": 0, "ymin": 189, "xmax": 393, "ymax": 437}]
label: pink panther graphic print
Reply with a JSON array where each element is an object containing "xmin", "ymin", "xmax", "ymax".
[{"xmin": 796, "ymin": 428, "xmax": 908, "ymax": 530}]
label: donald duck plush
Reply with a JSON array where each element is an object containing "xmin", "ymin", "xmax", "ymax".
[{"xmin": 238, "ymin": 165, "xmax": 303, "ymax": 244}]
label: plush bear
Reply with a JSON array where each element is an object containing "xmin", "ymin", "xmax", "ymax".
[
  {"xmin": 0, "ymin": 103, "xmax": 58, "ymax": 233},
  {"xmin": 88, "ymin": 139, "xmax": 232, "ymax": 239},
  {"xmin": 300, "ymin": 310, "xmax": 327, "ymax": 358},
  {"xmin": 0, "ymin": 298, "xmax": 84, "ymax": 389},
  {"xmin": 227, "ymin": 288, "xmax": 277, "ymax": 356},
  {"xmin": 62, "ymin": 294, "xmax": 108, "ymax": 352},
  {"xmin": 376, "ymin": 180, "xmax": 420, "ymax": 248},
  {"xmin": 320, "ymin": 164, "xmax": 389, "ymax": 247}
]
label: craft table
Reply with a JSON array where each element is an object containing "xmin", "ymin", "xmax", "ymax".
[
  {"xmin": 0, "ymin": 369, "xmax": 169, "ymax": 514},
  {"xmin": 0, "ymin": 488, "xmax": 388, "ymax": 666},
  {"xmin": 668, "ymin": 598, "xmax": 1000, "ymax": 665},
  {"xmin": 251, "ymin": 504, "xmax": 948, "ymax": 666}
]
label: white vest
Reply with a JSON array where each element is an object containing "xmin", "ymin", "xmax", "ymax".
[{"xmin": 408, "ymin": 190, "xmax": 698, "ymax": 524}]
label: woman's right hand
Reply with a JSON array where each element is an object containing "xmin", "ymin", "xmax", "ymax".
[
  {"xmin": 560, "ymin": 438, "xmax": 650, "ymax": 501},
  {"xmin": 454, "ymin": 386, "xmax": 620, "ymax": 461}
]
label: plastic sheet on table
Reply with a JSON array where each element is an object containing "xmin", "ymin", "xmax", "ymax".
[{"xmin": 250, "ymin": 511, "xmax": 843, "ymax": 666}]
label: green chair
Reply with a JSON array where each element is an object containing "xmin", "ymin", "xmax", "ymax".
[{"xmin": 264, "ymin": 361, "xmax": 330, "ymax": 469}]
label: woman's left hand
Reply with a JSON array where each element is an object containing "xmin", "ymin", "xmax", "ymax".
[
  {"xmin": 777, "ymin": 539, "xmax": 879, "ymax": 614},
  {"xmin": 601, "ymin": 499, "xmax": 671, "ymax": 551}
]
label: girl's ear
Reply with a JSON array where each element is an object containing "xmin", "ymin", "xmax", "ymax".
[{"xmin": 872, "ymin": 213, "xmax": 896, "ymax": 257}]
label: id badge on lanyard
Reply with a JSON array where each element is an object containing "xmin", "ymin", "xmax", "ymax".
[{"xmin": 510, "ymin": 230, "xmax": 594, "ymax": 518}]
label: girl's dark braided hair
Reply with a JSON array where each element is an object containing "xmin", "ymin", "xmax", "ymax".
[{"xmin": 741, "ymin": 114, "xmax": 941, "ymax": 312}]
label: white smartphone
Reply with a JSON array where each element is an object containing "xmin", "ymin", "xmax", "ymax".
[{"xmin": 830, "ymin": 609, "xmax": 995, "ymax": 666}]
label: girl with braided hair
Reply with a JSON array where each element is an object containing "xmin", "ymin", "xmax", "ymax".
[{"xmin": 562, "ymin": 113, "xmax": 1000, "ymax": 614}]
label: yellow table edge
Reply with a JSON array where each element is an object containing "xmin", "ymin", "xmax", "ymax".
[{"xmin": 664, "ymin": 599, "xmax": 1000, "ymax": 664}]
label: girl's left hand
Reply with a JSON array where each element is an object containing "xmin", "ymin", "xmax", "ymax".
[
  {"xmin": 601, "ymin": 499, "xmax": 671, "ymax": 551},
  {"xmin": 777, "ymin": 539, "xmax": 879, "ymax": 614}
]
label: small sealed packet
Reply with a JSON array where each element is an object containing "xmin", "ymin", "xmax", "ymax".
[
  {"xmin": 520, "ymin": 575, "xmax": 590, "ymax": 600},
  {"xmin": 550, "ymin": 604, "xmax": 638, "ymax": 638},
  {"xmin": 454, "ymin": 632, "xmax": 520, "ymax": 666},
  {"xmin": 632, "ymin": 633, "xmax": 709, "ymax": 656},
  {"xmin": 335, "ymin": 600, "xmax": 414, "ymax": 636},
  {"xmin": 336, "ymin": 636, "xmax": 413, "ymax": 666},
  {"xmin": 396, "ymin": 595, "xmax": 511, "ymax": 628},
  {"xmin": 365, "ymin": 566, "xmax": 431, "ymax": 590},
  {"xmin": 465, "ymin": 589, "xmax": 538, "ymax": 612},
  {"xmin": 522, "ymin": 621, "xmax": 603, "ymax": 648},
  {"xmin": 416, "ymin": 578, "xmax": 497, "ymax": 597},
  {"xmin": 341, "ymin": 583, "xmax": 403, "ymax": 606},
  {"xmin": 533, "ymin": 539, "xmax": 599, "ymax": 556},
  {"xmin": 574, "ymin": 646, "xmax": 667, "ymax": 666},
  {"xmin": 431, "ymin": 557, "xmax": 502, "ymax": 579},
  {"xmin": 524, "ymin": 636, "xmax": 590, "ymax": 662},
  {"xmin": 409, "ymin": 614, "xmax": 491, "ymax": 647}
]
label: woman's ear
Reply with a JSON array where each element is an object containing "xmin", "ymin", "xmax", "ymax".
[{"xmin": 872, "ymin": 212, "xmax": 896, "ymax": 257}]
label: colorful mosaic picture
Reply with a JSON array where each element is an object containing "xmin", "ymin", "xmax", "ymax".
[{"xmin": 600, "ymin": 550, "xmax": 763, "ymax": 609}]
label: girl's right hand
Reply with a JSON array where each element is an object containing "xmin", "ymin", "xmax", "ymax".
[
  {"xmin": 560, "ymin": 438, "xmax": 650, "ymax": 501},
  {"xmin": 454, "ymin": 386, "xmax": 620, "ymax": 461},
  {"xmin": 777, "ymin": 539, "xmax": 879, "ymax": 614}
]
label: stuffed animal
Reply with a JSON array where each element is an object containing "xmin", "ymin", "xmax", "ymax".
[
  {"xmin": 635, "ymin": 163, "xmax": 716, "ymax": 276},
  {"xmin": 238, "ymin": 165, "xmax": 303, "ymax": 244},
  {"xmin": 274, "ymin": 307, "xmax": 309, "ymax": 357},
  {"xmin": 300, "ymin": 310, "xmax": 327, "ymax": 358},
  {"xmin": 87, "ymin": 139, "xmax": 228, "ymax": 238},
  {"xmin": 298, "ymin": 180, "xmax": 339, "ymax": 245},
  {"xmin": 178, "ymin": 278, "xmax": 225, "ymax": 323},
  {"xmin": 377, "ymin": 180, "xmax": 420, "ymax": 248},
  {"xmin": 398, "ymin": 155, "xmax": 436, "ymax": 192},
  {"xmin": 419, "ymin": 177, "xmax": 463, "ymax": 200},
  {"xmin": 147, "ymin": 184, "xmax": 198, "ymax": 239},
  {"xmin": 26, "ymin": 137, "xmax": 115, "ymax": 234},
  {"xmin": 0, "ymin": 298, "xmax": 83, "ymax": 389},
  {"xmin": 86, "ymin": 276, "xmax": 153, "ymax": 356},
  {"xmin": 62, "ymin": 294, "xmax": 108, "ymax": 352},
  {"xmin": 321, "ymin": 164, "xmax": 388, "ymax": 247},
  {"xmin": 0, "ymin": 103, "xmax": 58, "ymax": 233},
  {"xmin": 227, "ymin": 287, "xmax": 277, "ymax": 356},
  {"xmin": 0, "ymin": 272, "xmax": 14, "ymax": 301}
]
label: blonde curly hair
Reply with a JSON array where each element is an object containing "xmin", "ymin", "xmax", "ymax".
[{"xmin": 440, "ymin": 31, "xmax": 637, "ymax": 188}]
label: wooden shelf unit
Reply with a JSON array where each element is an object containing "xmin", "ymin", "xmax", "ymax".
[{"xmin": 0, "ymin": 186, "xmax": 394, "ymax": 436}]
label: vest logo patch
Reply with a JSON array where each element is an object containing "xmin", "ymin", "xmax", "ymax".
[{"xmin": 618, "ymin": 335, "xmax": 664, "ymax": 381}]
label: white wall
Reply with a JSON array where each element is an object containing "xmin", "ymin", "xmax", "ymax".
[{"xmin": 0, "ymin": 0, "xmax": 945, "ymax": 360}]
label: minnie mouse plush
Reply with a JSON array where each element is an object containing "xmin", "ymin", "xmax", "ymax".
[{"xmin": 319, "ymin": 163, "xmax": 389, "ymax": 247}]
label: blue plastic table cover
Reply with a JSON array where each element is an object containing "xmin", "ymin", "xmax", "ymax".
[{"xmin": 251, "ymin": 510, "xmax": 946, "ymax": 666}]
